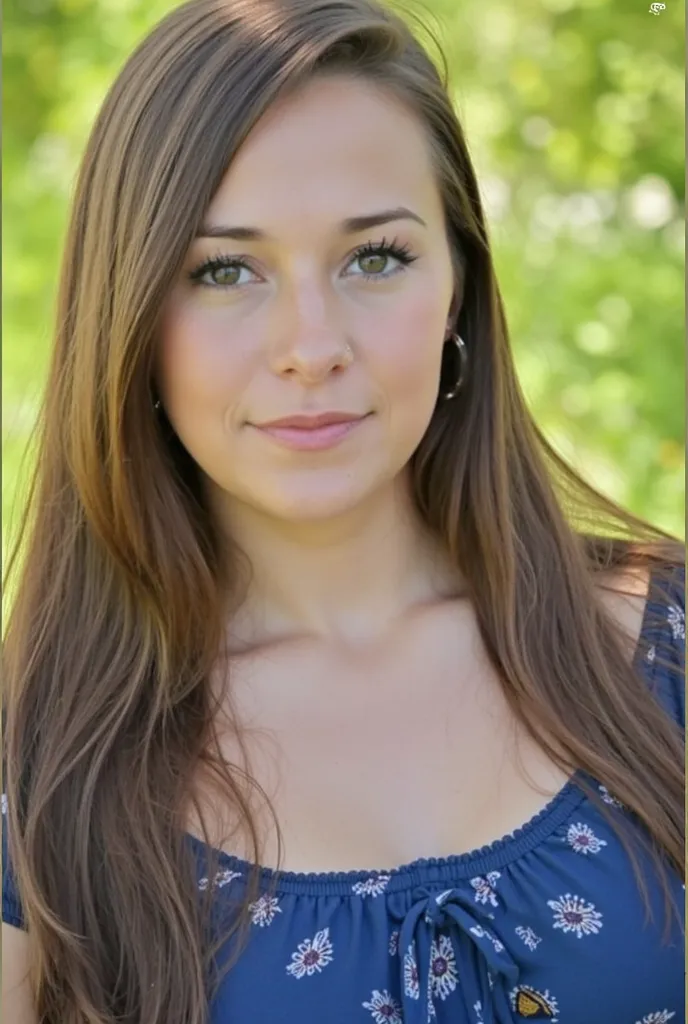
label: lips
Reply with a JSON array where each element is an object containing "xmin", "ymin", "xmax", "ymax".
[
  {"xmin": 254, "ymin": 412, "xmax": 366, "ymax": 430},
  {"xmin": 251, "ymin": 413, "xmax": 371, "ymax": 451}
]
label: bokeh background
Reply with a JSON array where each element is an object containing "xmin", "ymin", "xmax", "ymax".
[{"xmin": 3, "ymin": 0, "xmax": 685, "ymax": 569}]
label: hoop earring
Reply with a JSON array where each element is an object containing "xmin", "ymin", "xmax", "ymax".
[{"xmin": 441, "ymin": 332, "xmax": 468, "ymax": 400}]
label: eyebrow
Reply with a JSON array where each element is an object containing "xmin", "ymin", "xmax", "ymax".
[{"xmin": 195, "ymin": 206, "xmax": 427, "ymax": 240}]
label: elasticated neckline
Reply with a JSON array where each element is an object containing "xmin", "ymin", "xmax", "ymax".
[{"xmin": 185, "ymin": 771, "xmax": 590, "ymax": 895}]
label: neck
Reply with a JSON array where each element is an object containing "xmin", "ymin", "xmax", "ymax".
[{"xmin": 212, "ymin": 471, "xmax": 464, "ymax": 651}]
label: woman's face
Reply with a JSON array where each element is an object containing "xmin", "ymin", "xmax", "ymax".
[{"xmin": 158, "ymin": 73, "xmax": 457, "ymax": 524}]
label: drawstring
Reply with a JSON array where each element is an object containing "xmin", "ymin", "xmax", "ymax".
[{"xmin": 391, "ymin": 886, "xmax": 520, "ymax": 1023}]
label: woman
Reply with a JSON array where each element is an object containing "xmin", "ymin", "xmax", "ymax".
[{"xmin": 2, "ymin": 0, "xmax": 684, "ymax": 1022}]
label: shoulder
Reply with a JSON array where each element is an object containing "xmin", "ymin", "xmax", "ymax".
[
  {"xmin": 638, "ymin": 562, "xmax": 685, "ymax": 729},
  {"xmin": 594, "ymin": 563, "xmax": 653, "ymax": 654},
  {"xmin": 598, "ymin": 561, "xmax": 685, "ymax": 728}
]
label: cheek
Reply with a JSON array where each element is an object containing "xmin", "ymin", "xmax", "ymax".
[
  {"xmin": 157, "ymin": 299, "xmax": 252, "ymax": 415},
  {"xmin": 370, "ymin": 298, "xmax": 446, "ymax": 406},
  {"xmin": 364, "ymin": 295, "xmax": 448, "ymax": 461}
]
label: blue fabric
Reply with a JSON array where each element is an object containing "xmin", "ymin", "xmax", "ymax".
[{"xmin": 3, "ymin": 566, "xmax": 685, "ymax": 1024}]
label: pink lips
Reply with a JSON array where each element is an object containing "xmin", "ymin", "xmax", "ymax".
[{"xmin": 251, "ymin": 412, "xmax": 370, "ymax": 451}]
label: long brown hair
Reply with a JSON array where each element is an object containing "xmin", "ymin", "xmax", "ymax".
[{"xmin": 3, "ymin": 0, "xmax": 684, "ymax": 1020}]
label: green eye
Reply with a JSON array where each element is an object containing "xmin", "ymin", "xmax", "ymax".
[
  {"xmin": 209, "ymin": 264, "xmax": 241, "ymax": 286},
  {"xmin": 188, "ymin": 257, "xmax": 251, "ymax": 289},
  {"xmin": 357, "ymin": 252, "xmax": 388, "ymax": 275},
  {"xmin": 348, "ymin": 237, "xmax": 419, "ymax": 280},
  {"xmin": 188, "ymin": 236, "xmax": 419, "ymax": 290}
]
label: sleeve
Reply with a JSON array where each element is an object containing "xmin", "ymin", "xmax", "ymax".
[
  {"xmin": 645, "ymin": 562, "xmax": 685, "ymax": 732},
  {"xmin": 2, "ymin": 791, "xmax": 27, "ymax": 929}
]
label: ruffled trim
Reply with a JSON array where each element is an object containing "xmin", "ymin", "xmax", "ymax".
[{"xmin": 184, "ymin": 776, "xmax": 587, "ymax": 896}]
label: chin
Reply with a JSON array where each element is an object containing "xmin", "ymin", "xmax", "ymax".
[
  {"xmin": 262, "ymin": 493, "xmax": 369, "ymax": 523},
  {"xmin": 248, "ymin": 475, "xmax": 379, "ymax": 523}
]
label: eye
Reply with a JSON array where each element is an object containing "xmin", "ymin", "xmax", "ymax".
[
  {"xmin": 187, "ymin": 235, "xmax": 419, "ymax": 291},
  {"xmin": 188, "ymin": 256, "xmax": 259, "ymax": 289},
  {"xmin": 346, "ymin": 236, "xmax": 419, "ymax": 281}
]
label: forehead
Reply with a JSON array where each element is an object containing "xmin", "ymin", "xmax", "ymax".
[{"xmin": 203, "ymin": 74, "xmax": 441, "ymax": 232}]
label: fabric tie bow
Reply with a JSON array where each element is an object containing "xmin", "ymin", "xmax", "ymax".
[{"xmin": 391, "ymin": 885, "xmax": 520, "ymax": 1023}]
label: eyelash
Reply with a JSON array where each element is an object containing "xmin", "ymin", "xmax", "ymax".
[{"xmin": 188, "ymin": 235, "xmax": 419, "ymax": 290}]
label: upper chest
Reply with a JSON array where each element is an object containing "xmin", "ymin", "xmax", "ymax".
[{"xmin": 197, "ymin": 599, "xmax": 574, "ymax": 872}]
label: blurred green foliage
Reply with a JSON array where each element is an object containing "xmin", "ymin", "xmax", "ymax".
[{"xmin": 3, "ymin": 0, "xmax": 685, "ymax": 562}]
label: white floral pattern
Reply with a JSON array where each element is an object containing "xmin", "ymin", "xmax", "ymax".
[
  {"xmin": 548, "ymin": 893, "xmax": 603, "ymax": 937},
  {"xmin": 429, "ymin": 933, "xmax": 459, "ymax": 1000},
  {"xmin": 515, "ymin": 925, "xmax": 542, "ymax": 950},
  {"xmin": 388, "ymin": 930, "xmax": 399, "ymax": 956},
  {"xmin": 434, "ymin": 889, "xmax": 454, "ymax": 905},
  {"xmin": 286, "ymin": 927, "xmax": 334, "ymax": 978},
  {"xmin": 424, "ymin": 889, "xmax": 455, "ymax": 923},
  {"xmin": 469, "ymin": 923, "xmax": 504, "ymax": 953},
  {"xmin": 646, "ymin": 644, "xmax": 656, "ymax": 663},
  {"xmin": 198, "ymin": 868, "xmax": 242, "ymax": 891},
  {"xmin": 351, "ymin": 874, "xmax": 391, "ymax": 897},
  {"xmin": 635, "ymin": 1012, "xmax": 676, "ymax": 1024},
  {"xmin": 598, "ymin": 784, "xmax": 623, "ymax": 808},
  {"xmin": 474, "ymin": 1000, "xmax": 485, "ymax": 1023},
  {"xmin": 427, "ymin": 999, "xmax": 437, "ymax": 1018},
  {"xmin": 403, "ymin": 945, "xmax": 420, "ymax": 999},
  {"xmin": 426, "ymin": 969, "xmax": 437, "ymax": 1020},
  {"xmin": 566, "ymin": 822, "xmax": 608, "ymax": 854},
  {"xmin": 248, "ymin": 894, "xmax": 282, "ymax": 927},
  {"xmin": 1, "ymin": 793, "xmax": 7, "ymax": 815},
  {"xmin": 362, "ymin": 989, "xmax": 404, "ymax": 1023},
  {"xmin": 469, "ymin": 871, "xmax": 501, "ymax": 906},
  {"xmin": 667, "ymin": 603, "xmax": 685, "ymax": 640}
]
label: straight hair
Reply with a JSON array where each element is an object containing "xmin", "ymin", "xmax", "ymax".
[{"xmin": 3, "ymin": 1, "xmax": 684, "ymax": 1021}]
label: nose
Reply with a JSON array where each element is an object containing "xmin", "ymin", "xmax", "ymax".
[{"xmin": 269, "ymin": 278, "xmax": 352, "ymax": 385}]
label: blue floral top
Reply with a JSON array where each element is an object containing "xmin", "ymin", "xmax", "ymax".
[{"xmin": 3, "ymin": 566, "xmax": 685, "ymax": 1024}]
